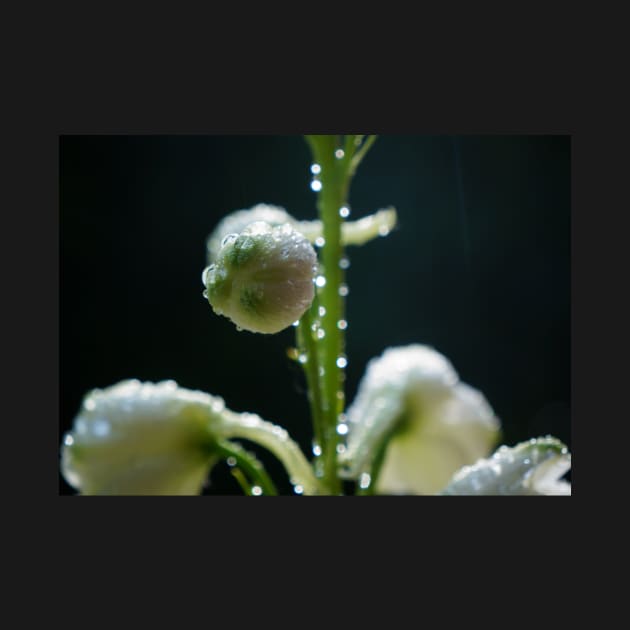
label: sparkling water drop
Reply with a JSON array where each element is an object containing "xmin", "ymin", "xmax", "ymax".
[
  {"xmin": 317, "ymin": 328, "xmax": 326, "ymax": 339},
  {"xmin": 63, "ymin": 434, "xmax": 74, "ymax": 446},
  {"xmin": 312, "ymin": 443, "xmax": 322, "ymax": 456},
  {"xmin": 221, "ymin": 233, "xmax": 238, "ymax": 248},
  {"xmin": 310, "ymin": 163, "xmax": 321, "ymax": 175},
  {"xmin": 339, "ymin": 206, "xmax": 350, "ymax": 218},
  {"xmin": 294, "ymin": 484, "xmax": 304, "ymax": 495},
  {"xmin": 336, "ymin": 423, "xmax": 349, "ymax": 435},
  {"xmin": 318, "ymin": 366, "xmax": 325, "ymax": 377},
  {"xmin": 337, "ymin": 319, "xmax": 348, "ymax": 330},
  {"xmin": 311, "ymin": 179, "xmax": 322, "ymax": 192},
  {"xmin": 336, "ymin": 443, "xmax": 347, "ymax": 454},
  {"xmin": 315, "ymin": 236, "xmax": 325, "ymax": 247},
  {"xmin": 226, "ymin": 456, "xmax": 237, "ymax": 467},
  {"xmin": 84, "ymin": 398, "xmax": 96, "ymax": 412},
  {"xmin": 202, "ymin": 289, "xmax": 208, "ymax": 299},
  {"xmin": 339, "ymin": 284, "xmax": 349, "ymax": 296},
  {"xmin": 336, "ymin": 356, "xmax": 348, "ymax": 368},
  {"xmin": 292, "ymin": 320, "xmax": 300, "ymax": 327},
  {"xmin": 339, "ymin": 257, "xmax": 350, "ymax": 269},
  {"xmin": 251, "ymin": 485, "xmax": 263, "ymax": 496},
  {"xmin": 378, "ymin": 225, "xmax": 390, "ymax": 236},
  {"xmin": 236, "ymin": 325, "xmax": 243, "ymax": 332},
  {"xmin": 359, "ymin": 473, "xmax": 371, "ymax": 489},
  {"xmin": 315, "ymin": 275, "xmax": 326, "ymax": 288},
  {"xmin": 298, "ymin": 353, "xmax": 308, "ymax": 364},
  {"xmin": 335, "ymin": 148, "xmax": 345, "ymax": 159},
  {"xmin": 201, "ymin": 264, "xmax": 215, "ymax": 286},
  {"xmin": 318, "ymin": 306, "xmax": 326, "ymax": 317}
]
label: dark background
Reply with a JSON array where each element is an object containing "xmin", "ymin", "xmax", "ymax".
[{"xmin": 59, "ymin": 135, "xmax": 570, "ymax": 495}]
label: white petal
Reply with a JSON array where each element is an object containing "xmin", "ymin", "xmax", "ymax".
[{"xmin": 441, "ymin": 436, "xmax": 571, "ymax": 495}]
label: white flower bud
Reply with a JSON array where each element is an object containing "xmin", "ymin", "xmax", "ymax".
[
  {"xmin": 341, "ymin": 344, "xmax": 501, "ymax": 495},
  {"xmin": 441, "ymin": 436, "xmax": 571, "ymax": 495},
  {"xmin": 203, "ymin": 221, "xmax": 318, "ymax": 334},
  {"xmin": 61, "ymin": 380, "xmax": 226, "ymax": 495}
]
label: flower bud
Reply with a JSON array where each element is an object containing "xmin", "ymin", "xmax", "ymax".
[
  {"xmin": 203, "ymin": 221, "xmax": 318, "ymax": 334},
  {"xmin": 340, "ymin": 344, "xmax": 501, "ymax": 495},
  {"xmin": 60, "ymin": 380, "xmax": 226, "ymax": 495},
  {"xmin": 441, "ymin": 436, "xmax": 571, "ymax": 495}
]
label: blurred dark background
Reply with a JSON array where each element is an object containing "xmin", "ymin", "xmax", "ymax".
[{"xmin": 59, "ymin": 135, "xmax": 570, "ymax": 494}]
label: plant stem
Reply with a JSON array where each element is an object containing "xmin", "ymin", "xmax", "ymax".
[
  {"xmin": 214, "ymin": 439, "xmax": 278, "ymax": 496},
  {"xmin": 296, "ymin": 301, "xmax": 325, "ymax": 457}
]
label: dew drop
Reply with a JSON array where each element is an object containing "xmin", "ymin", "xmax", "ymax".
[
  {"xmin": 378, "ymin": 225, "xmax": 390, "ymax": 236},
  {"xmin": 339, "ymin": 284, "xmax": 349, "ymax": 296},
  {"xmin": 337, "ymin": 319, "xmax": 348, "ymax": 330},
  {"xmin": 336, "ymin": 391, "xmax": 345, "ymax": 400},
  {"xmin": 339, "ymin": 206, "xmax": 350, "ymax": 218},
  {"xmin": 310, "ymin": 163, "xmax": 321, "ymax": 175},
  {"xmin": 201, "ymin": 264, "xmax": 215, "ymax": 286},
  {"xmin": 336, "ymin": 356, "xmax": 348, "ymax": 368},
  {"xmin": 63, "ymin": 434, "xmax": 74, "ymax": 446},
  {"xmin": 236, "ymin": 326, "xmax": 243, "ymax": 332},
  {"xmin": 339, "ymin": 257, "xmax": 350, "ymax": 269},
  {"xmin": 315, "ymin": 275, "xmax": 326, "ymax": 288},
  {"xmin": 318, "ymin": 366, "xmax": 325, "ymax": 377},
  {"xmin": 318, "ymin": 306, "xmax": 326, "ymax": 317},
  {"xmin": 226, "ymin": 456, "xmax": 237, "ymax": 467},
  {"xmin": 315, "ymin": 236, "xmax": 325, "ymax": 247},
  {"xmin": 335, "ymin": 148, "xmax": 345, "ymax": 159},
  {"xmin": 251, "ymin": 486, "xmax": 263, "ymax": 496},
  {"xmin": 298, "ymin": 353, "xmax": 308, "ymax": 364},
  {"xmin": 84, "ymin": 398, "xmax": 96, "ymax": 412},
  {"xmin": 311, "ymin": 179, "xmax": 322, "ymax": 192},
  {"xmin": 202, "ymin": 289, "xmax": 208, "ymax": 299},
  {"xmin": 292, "ymin": 320, "xmax": 300, "ymax": 327},
  {"xmin": 312, "ymin": 443, "xmax": 322, "ymax": 456},
  {"xmin": 336, "ymin": 423, "xmax": 349, "ymax": 435},
  {"xmin": 317, "ymin": 328, "xmax": 326, "ymax": 339},
  {"xmin": 336, "ymin": 443, "xmax": 347, "ymax": 454},
  {"xmin": 294, "ymin": 484, "xmax": 304, "ymax": 495},
  {"xmin": 221, "ymin": 233, "xmax": 238, "ymax": 248},
  {"xmin": 359, "ymin": 473, "xmax": 371, "ymax": 489}
]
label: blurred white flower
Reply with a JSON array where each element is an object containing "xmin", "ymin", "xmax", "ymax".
[
  {"xmin": 61, "ymin": 380, "xmax": 226, "ymax": 495},
  {"xmin": 441, "ymin": 436, "xmax": 571, "ymax": 495},
  {"xmin": 341, "ymin": 344, "xmax": 501, "ymax": 495}
]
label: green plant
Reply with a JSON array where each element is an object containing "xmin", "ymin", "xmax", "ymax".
[{"xmin": 60, "ymin": 135, "xmax": 571, "ymax": 496}]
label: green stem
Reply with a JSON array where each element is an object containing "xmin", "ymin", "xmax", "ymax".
[
  {"xmin": 214, "ymin": 439, "xmax": 278, "ymax": 496},
  {"xmin": 296, "ymin": 301, "xmax": 325, "ymax": 459}
]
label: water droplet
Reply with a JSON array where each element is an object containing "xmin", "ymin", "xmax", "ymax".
[
  {"xmin": 335, "ymin": 149, "xmax": 345, "ymax": 159},
  {"xmin": 251, "ymin": 486, "xmax": 263, "ymax": 496},
  {"xmin": 378, "ymin": 225, "xmax": 390, "ymax": 236},
  {"xmin": 315, "ymin": 275, "xmax": 326, "ymax": 287},
  {"xmin": 336, "ymin": 444, "xmax": 346, "ymax": 454},
  {"xmin": 92, "ymin": 418, "xmax": 110, "ymax": 437},
  {"xmin": 201, "ymin": 264, "xmax": 215, "ymax": 286},
  {"xmin": 336, "ymin": 356, "xmax": 348, "ymax": 368},
  {"xmin": 294, "ymin": 484, "xmax": 304, "ymax": 495},
  {"xmin": 339, "ymin": 206, "xmax": 350, "ymax": 218},
  {"xmin": 318, "ymin": 367, "xmax": 325, "ymax": 377},
  {"xmin": 84, "ymin": 398, "xmax": 96, "ymax": 412},
  {"xmin": 339, "ymin": 284, "xmax": 349, "ymax": 296},
  {"xmin": 311, "ymin": 179, "xmax": 322, "ymax": 192},
  {"xmin": 315, "ymin": 236, "xmax": 325, "ymax": 247},
  {"xmin": 298, "ymin": 353, "xmax": 308, "ymax": 364},
  {"xmin": 336, "ymin": 423, "xmax": 349, "ymax": 435},
  {"xmin": 63, "ymin": 434, "xmax": 74, "ymax": 446},
  {"xmin": 310, "ymin": 163, "xmax": 321, "ymax": 175},
  {"xmin": 339, "ymin": 257, "xmax": 350, "ymax": 269},
  {"xmin": 221, "ymin": 233, "xmax": 238, "ymax": 248},
  {"xmin": 312, "ymin": 443, "xmax": 322, "ymax": 456},
  {"xmin": 236, "ymin": 326, "xmax": 243, "ymax": 332},
  {"xmin": 318, "ymin": 306, "xmax": 326, "ymax": 317},
  {"xmin": 337, "ymin": 319, "xmax": 348, "ymax": 330},
  {"xmin": 311, "ymin": 321, "xmax": 319, "ymax": 332},
  {"xmin": 202, "ymin": 289, "xmax": 208, "ymax": 299},
  {"xmin": 359, "ymin": 473, "xmax": 371, "ymax": 489},
  {"xmin": 226, "ymin": 456, "xmax": 237, "ymax": 467},
  {"xmin": 336, "ymin": 391, "xmax": 345, "ymax": 400},
  {"xmin": 317, "ymin": 329, "xmax": 326, "ymax": 339}
]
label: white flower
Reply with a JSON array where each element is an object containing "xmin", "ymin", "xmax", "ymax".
[
  {"xmin": 341, "ymin": 344, "xmax": 501, "ymax": 495},
  {"xmin": 61, "ymin": 380, "xmax": 226, "ymax": 495},
  {"xmin": 441, "ymin": 436, "xmax": 571, "ymax": 495}
]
